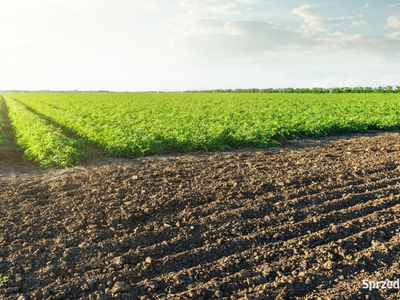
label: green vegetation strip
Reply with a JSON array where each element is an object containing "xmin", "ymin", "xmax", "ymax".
[
  {"xmin": 0, "ymin": 97, "xmax": 7, "ymax": 151},
  {"xmin": 3, "ymin": 96, "xmax": 88, "ymax": 167},
  {"xmin": 7, "ymin": 92, "xmax": 400, "ymax": 159}
]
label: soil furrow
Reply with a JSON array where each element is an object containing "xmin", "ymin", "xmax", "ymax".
[
  {"xmin": 121, "ymin": 192, "xmax": 400, "ymax": 277},
  {"xmin": 169, "ymin": 218, "xmax": 400, "ymax": 299},
  {"xmin": 82, "ymin": 174, "xmax": 400, "ymax": 261},
  {"xmin": 131, "ymin": 203, "xmax": 400, "ymax": 296}
]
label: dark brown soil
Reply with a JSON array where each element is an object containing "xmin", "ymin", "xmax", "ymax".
[{"xmin": 1, "ymin": 133, "xmax": 400, "ymax": 299}]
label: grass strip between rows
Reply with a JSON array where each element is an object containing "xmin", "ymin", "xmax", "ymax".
[{"xmin": 3, "ymin": 96, "xmax": 89, "ymax": 168}]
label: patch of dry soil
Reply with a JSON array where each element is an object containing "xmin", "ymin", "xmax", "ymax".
[{"xmin": 2, "ymin": 133, "xmax": 400, "ymax": 299}]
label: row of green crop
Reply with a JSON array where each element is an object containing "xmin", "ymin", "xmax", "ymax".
[
  {"xmin": 9, "ymin": 93, "xmax": 400, "ymax": 160},
  {"xmin": 0, "ymin": 98, "xmax": 7, "ymax": 152},
  {"xmin": 3, "ymin": 95, "xmax": 89, "ymax": 167}
]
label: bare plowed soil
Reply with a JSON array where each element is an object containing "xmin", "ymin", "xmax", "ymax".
[{"xmin": 2, "ymin": 133, "xmax": 400, "ymax": 299}]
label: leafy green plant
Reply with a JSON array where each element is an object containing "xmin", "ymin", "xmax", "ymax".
[{"xmin": 0, "ymin": 274, "xmax": 10, "ymax": 287}]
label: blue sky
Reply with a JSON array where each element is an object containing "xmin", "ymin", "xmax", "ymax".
[{"xmin": 1, "ymin": 0, "xmax": 400, "ymax": 91}]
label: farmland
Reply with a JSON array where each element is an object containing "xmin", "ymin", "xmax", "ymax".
[
  {"xmin": 2, "ymin": 93, "xmax": 400, "ymax": 299},
  {"xmin": 2, "ymin": 92, "xmax": 400, "ymax": 167}
]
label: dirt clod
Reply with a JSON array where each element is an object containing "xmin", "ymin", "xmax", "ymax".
[{"xmin": 111, "ymin": 282, "xmax": 130, "ymax": 293}]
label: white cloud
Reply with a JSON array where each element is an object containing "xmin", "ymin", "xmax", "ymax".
[
  {"xmin": 237, "ymin": 0, "xmax": 260, "ymax": 3},
  {"xmin": 293, "ymin": 5, "xmax": 325, "ymax": 32},
  {"xmin": 365, "ymin": 3, "xmax": 369, "ymax": 8},
  {"xmin": 174, "ymin": 14, "xmax": 400, "ymax": 63},
  {"xmin": 174, "ymin": 20, "xmax": 312, "ymax": 58},
  {"xmin": 13, "ymin": 0, "xmax": 94, "ymax": 11},
  {"xmin": 169, "ymin": 1, "xmax": 246, "ymax": 39},
  {"xmin": 134, "ymin": 1, "xmax": 161, "ymax": 10},
  {"xmin": 352, "ymin": 20, "xmax": 367, "ymax": 26},
  {"xmin": 292, "ymin": 5, "xmax": 365, "ymax": 35},
  {"xmin": 332, "ymin": 33, "xmax": 400, "ymax": 62},
  {"xmin": 214, "ymin": 3, "xmax": 241, "ymax": 15},
  {"xmin": 389, "ymin": 3, "xmax": 400, "ymax": 8},
  {"xmin": 387, "ymin": 30, "xmax": 400, "ymax": 39},
  {"xmin": 327, "ymin": 31, "xmax": 346, "ymax": 37},
  {"xmin": 225, "ymin": 20, "xmax": 247, "ymax": 35},
  {"xmin": 179, "ymin": 0, "xmax": 241, "ymax": 16},
  {"xmin": 386, "ymin": 16, "xmax": 400, "ymax": 28}
]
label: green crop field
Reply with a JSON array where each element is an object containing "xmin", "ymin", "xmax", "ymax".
[{"xmin": 2, "ymin": 92, "xmax": 400, "ymax": 167}]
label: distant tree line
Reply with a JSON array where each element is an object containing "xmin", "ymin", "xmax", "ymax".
[
  {"xmin": 2, "ymin": 86, "xmax": 400, "ymax": 93},
  {"xmin": 0, "ymin": 90, "xmax": 113, "ymax": 93},
  {"xmin": 187, "ymin": 86, "xmax": 400, "ymax": 93}
]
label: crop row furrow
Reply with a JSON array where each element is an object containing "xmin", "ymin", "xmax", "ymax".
[
  {"xmin": 120, "ymin": 182, "xmax": 400, "ymax": 267},
  {"xmin": 100, "ymin": 169, "xmax": 400, "ymax": 256},
  {"xmin": 126, "ymin": 196, "xmax": 400, "ymax": 287},
  {"xmin": 162, "ymin": 213, "xmax": 400, "ymax": 299}
]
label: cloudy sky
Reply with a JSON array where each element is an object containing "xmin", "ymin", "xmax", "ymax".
[{"xmin": 1, "ymin": 0, "xmax": 400, "ymax": 91}]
